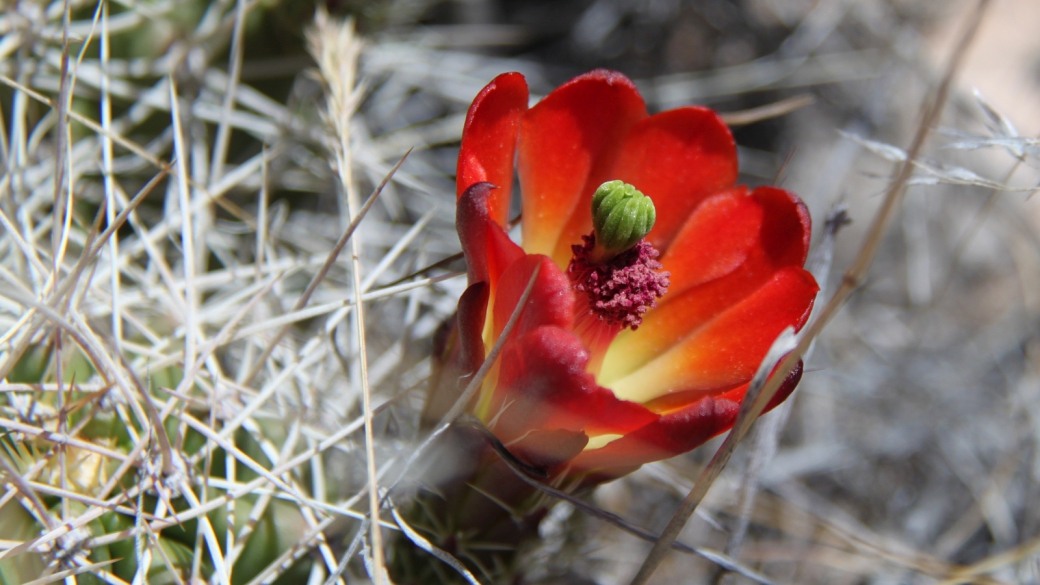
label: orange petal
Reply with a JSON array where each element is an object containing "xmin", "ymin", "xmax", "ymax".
[
  {"xmin": 644, "ymin": 358, "xmax": 804, "ymax": 414},
  {"xmin": 607, "ymin": 266, "xmax": 818, "ymax": 403},
  {"xmin": 599, "ymin": 186, "xmax": 813, "ymax": 383},
  {"xmin": 457, "ymin": 72, "xmax": 529, "ymax": 227},
  {"xmin": 518, "ymin": 70, "xmax": 647, "ymax": 263},
  {"xmin": 659, "ymin": 186, "xmax": 759, "ymax": 297},
  {"xmin": 661, "ymin": 186, "xmax": 811, "ymax": 297},
  {"xmin": 600, "ymin": 262, "xmax": 777, "ymax": 384},
  {"xmin": 573, "ymin": 362, "xmax": 804, "ymax": 476}
]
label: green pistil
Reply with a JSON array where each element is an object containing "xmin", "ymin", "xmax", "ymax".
[{"xmin": 591, "ymin": 180, "xmax": 656, "ymax": 259}]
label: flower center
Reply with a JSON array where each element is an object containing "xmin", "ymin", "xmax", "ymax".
[{"xmin": 567, "ymin": 232, "xmax": 670, "ymax": 330}]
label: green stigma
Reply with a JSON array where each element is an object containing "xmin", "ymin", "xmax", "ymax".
[{"xmin": 591, "ymin": 180, "xmax": 656, "ymax": 255}]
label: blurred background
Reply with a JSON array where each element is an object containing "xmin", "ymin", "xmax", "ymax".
[{"xmin": 0, "ymin": 0, "xmax": 1039, "ymax": 583}]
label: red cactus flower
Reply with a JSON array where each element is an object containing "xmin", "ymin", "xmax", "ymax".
[{"xmin": 430, "ymin": 69, "xmax": 819, "ymax": 482}]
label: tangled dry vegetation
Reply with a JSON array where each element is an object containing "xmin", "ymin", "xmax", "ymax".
[{"xmin": 0, "ymin": 0, "xmax": 1037, "ymax": 584}]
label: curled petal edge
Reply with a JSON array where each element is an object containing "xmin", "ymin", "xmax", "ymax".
[{"xmin": 457, "ymin": 182, "xmax": 525, "ymax": 289}]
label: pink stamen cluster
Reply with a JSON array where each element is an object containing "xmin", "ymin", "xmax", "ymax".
[{"xmin": 568, "ymin": 233, "xmax": 670, "ymax": 330}]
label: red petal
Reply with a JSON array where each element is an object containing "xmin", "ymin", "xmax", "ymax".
[
  {"xmin": 602, "ymin": 267, "xmax": 776, "ymax": 383},
  {"xmin": 606, "ymin": 266, "xmax": 818, "ymax": 403},
  {"xmin": 658, "ymin": 186, "xmax": 760, "ymax": 297},
  {"xmin": 662, "ymin": 186, "xmax": 811, "ymax": 296},
  {"xmin": 711, "ymin": 359, "xmax": 804, "ymax": 413},
  {"xmin": 572, "ymin": 396, "xmax": 735, "ymax": 472},
  {"xmin": 645, "ymin": 358, "xmax": 804, "ymax": 413},
  {"xmin": 750, "ymin": 185, "xmax": 812, "ymax": 268},
  {"xmin": 601, "ymin": 186, "xmax": 814, "ymax": 383},
  {"xmin": 487, "ymin": 326, "xmax": 656, "ymax": 446},
  {"xmin": 457, "ymin": 72, "xmax": 529, "ymax": 227},
  {"xmin": 574, "ymin": 362, "xmax": 804, "ymax": 474},
  {"xmin": 422, "ymin": 282, "xmax": 490, "ymax": 425},
  {"xmin": 457, "ymin": 182, "xmax": 525, "ymax": 289},
  {"xmin": 518, "ymin": 70, "xmax": 647, "ymax": 263},
  {"xmin": 457, "ymin": 282, "xmax": 489, "ymax": 375},
  {"xmin": 662, "ymin": 185, "xmax": 811, "ymax": 298},
  {"xmin": 606, "ymin": 107, "xmax": 738, "ymax": 252},
  {"xmin": 491, "ymin": 255, "xmax": 574, "ymax": 344}
]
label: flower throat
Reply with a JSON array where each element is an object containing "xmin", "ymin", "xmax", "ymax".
[
  {"xmin": 567, "ymin": 181, "xmax": 670, "ymax": 371},
  {"xmin": 568, "ymin": 234, "xmax": 669, "ymax": 330}
]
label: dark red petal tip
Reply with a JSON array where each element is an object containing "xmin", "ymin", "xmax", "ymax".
[
  {"xmin": 750, "ymin": 186, "xmax": 813, "ymax": 267},
  {"xmin": 457, "ymin": 181, "xmax": 524, "ymax": 287}
]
